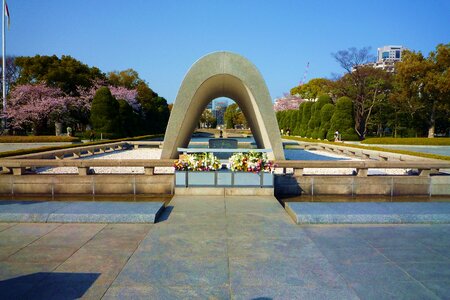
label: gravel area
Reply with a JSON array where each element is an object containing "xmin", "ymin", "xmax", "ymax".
[{"xmin": 38, "ymin": 148, "xmax": 408, "ymax": 175}]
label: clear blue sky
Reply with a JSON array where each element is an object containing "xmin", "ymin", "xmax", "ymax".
[{"xmin": 7, "ymin": 0, "xmax": 450, "ymax": 103}]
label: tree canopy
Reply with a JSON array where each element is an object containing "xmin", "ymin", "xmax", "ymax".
[{"xmin": 15, "ymin": 55, "xmax": 105, "ymax": 95}]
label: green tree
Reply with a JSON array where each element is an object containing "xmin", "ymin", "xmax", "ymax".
[
  {"xmin": 310, "ymin": 94, "xmax": 333, "ymax": 138},
  {"xmin": 293, "ymin": 105, "xmax": 303, "ymax": 136},
  {"xmin": 107, "ymin": 68, "xmax": 170, "ymax": 134},
  {"xmin": 393, "ymin": 44, "xmax": 450, "ymax": 137},
  {"xmin": 118, "ymin": 99, "xmax": 140, "ymax": 137},
  {"xmin": 328, "ymin": 96, "xmax": 358, "ymax": 141},
  {"xmin": 299, "ymin": 101, "xmax": 313, "ymax": 137},
  {"xmin": 200, "ymin": 109, "xmax": 217, "ymax": 128},
  {"xmin": 90, "ymin": 87, "xmax": 121, "ymax": 136},
  {"xmin": 224, "ymin": 103, "xmax": 247, "ymax": 129},
  {"xmin": 15, "ymin": 55, "xmax": 104, "ymax": 95},
  {"xmin": 290, "ymin": 78, "xmax": 333, "ymax": 99},
  {"xmin": 332, "ymin": 47, "xmax": 393, "ymax": 139},
  {"xmin": 108, "ymin": 69, "xmax": 142, "ymax": 89},
  {"xmin": 319, "ymin": 103, "xmax": 335, "ymax": 139}
]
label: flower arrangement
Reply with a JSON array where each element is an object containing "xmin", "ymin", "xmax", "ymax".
[
  {"xmin": 228, "ymin": 152, "xmax": 275, "ymax": 173},
  {"xmin": 174, "ymin": 153, "xmax": 221, "ymax": 171}
]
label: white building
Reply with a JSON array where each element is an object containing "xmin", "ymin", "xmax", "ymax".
[
  {"xmin": 377, "ymin": 45, "xmax": 405, "ymax": 62},
  {"xmin": 374, "ymin": 45, "xmax": 406, "ymax": 72},
  {"xmin": 352, "ymin": 45, "xmax": 407, "ymax": 73}
]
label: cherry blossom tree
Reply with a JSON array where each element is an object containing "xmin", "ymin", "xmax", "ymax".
[
  {"xmin": 109, "ymin": 86, "xmax": 140, "ymax": 111},
  {"xmin": 4, "ymin": 83, "xmax": 70, "ymax": 134},
  {"xmin": 273, "ymin": 93, "xmax": 304, "ymax": 111}
]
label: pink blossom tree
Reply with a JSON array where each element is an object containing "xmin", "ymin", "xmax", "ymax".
[
  {"xmin": 4, "ymin": 83, "xmax": 72, "ymax": 134},
  {"xmin": 273, "ymin": 93, "xmax": 304, "ymax": 111},
  {"xmin": 109, "ymin": 86, "xmax": 140, "ymax": 112},
  {"xmin": 77, "ymin": 80, "xmax": 140, "ymax": 112}
]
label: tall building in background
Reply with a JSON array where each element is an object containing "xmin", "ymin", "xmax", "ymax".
[
  {"xmin": 214, "ymin": 101, "xmax": 228, "ymax": 126},
  {"xmin": 374, "ymin": 45, "xmax": 406, "ymax": 72},
  {"xmin": 353, "ymin": 45, "xmax": 407, "ymax": 73},
  {"xmin": 377, "ymin": 45, "xmax": 404, "ymax": 62}
]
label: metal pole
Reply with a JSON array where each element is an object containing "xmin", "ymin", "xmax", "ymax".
[{"xmin": 2, "ymin": 0, "xmax": 6, "ymax": 131}]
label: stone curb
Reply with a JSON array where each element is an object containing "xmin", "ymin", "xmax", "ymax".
[
  {"xmin": 0, "ymin": 201, "xmax": 165, "ymax": 223},
  {"xmin": 286, "ymin": 202, "xmax": 450, "ymax": 224}
]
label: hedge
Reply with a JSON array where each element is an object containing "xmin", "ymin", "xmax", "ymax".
[
  {"xmin": 362, "ymin": 137, "xmax": 450, "ymax": 146},
  {"xmin": 0, "ymin": 134, "xmax": 164, "ymax": 158},
  {"xmin": 0, "ymin": 136, "xmax": 81, "ymax": 143},
  {"xmin": 282, "ymin": 136, "xmax": 450, "ymax": 161}
]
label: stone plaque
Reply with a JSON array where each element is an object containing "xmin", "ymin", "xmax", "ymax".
[{"xmin": 209, "ymin": 138, "xmax": 238, "ymax": 159}]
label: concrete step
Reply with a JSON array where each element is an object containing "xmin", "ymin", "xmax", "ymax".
[
  {"xmin": 0, "ymin": 201, "xmax": 165, "ymax": 223},
  {"xmin": 285, "ymin": 202, "xmax": 450, "ymax": 224}
]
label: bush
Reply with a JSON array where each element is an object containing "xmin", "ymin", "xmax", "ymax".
[
  {"xmin": 90, "ymin": 87, "xmax": 121, "ymax": 137},
  {"xmin": 0, "ymin": 134, "xmax": 164, "ymax": 158},
  {"xmin": 310, "ymin": 94, "xmax": 332, "ymax": 138},
  {"xmin": 327, "ymin": 96, "xmax": 359, "ymax": 141},
  {"xmin": 362, "ymin": 137, "xmax": 450, "ymax": 145},
  {"xmin": 319, "ymin": 103, "xmax": 335, "ymax": 139},
  {"xmin": 306, "ymin": 103, "xmax": 316, "ymax": 137},
  {"xmin": 0, "ymin": 136, "xmax": 80, "ymax": 143},
  {"xmin": 293, "ymin": 105, "xmax": 303, "ymax": 136},
  {"xmin": 282, "ymin": 136, "xmax": 450, "ymax": 161},
  {"xmin": 299, "ymin": 102, "xmax": 313, "ymax": 137}
]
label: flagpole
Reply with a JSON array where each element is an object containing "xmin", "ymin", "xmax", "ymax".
[{"xmin": 2, "ymin": 0, "xmax": 6, "ymax": 131}]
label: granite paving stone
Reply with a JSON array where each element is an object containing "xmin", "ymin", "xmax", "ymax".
[
  {"xmin": 398, "ymin": 262, "xmax": 450, "ymax": 281},
  {"xmin": 0, "ymin": 223, "xmax": 61, "ymax": 247},
  {"xmin": 229, "ymin": 255, "xmax": 345, "ymax": 288},
  {"xmin": 0, "ymin": 201, "xmax": 70, "ymax": 222},
  {"xmin": 378, "ymin": 246, "xmax": 450, "ymax": 263},
  {"xmin": 47, "ymin": 201, "xmax": 164, "ymax": 223},
  {"xmin": 227, "ymin": 236, "xmax": 321, "ymax": 259},
  {"xmin": 428, "ymin": 246, "xmax": 450, "ymax": 260},
  {"xmin": 0, "ymin": 245, "xmax": 22, "ymax": 260},
  {"xmin": 1, "ymin": 196, "xmax": 450, "ymax": 299},
  {"xmin": 6, "ymin": 245, "xmax": 79, "ymax": 264},
  {"xmin": 231, "ymin": 284, "xmax": 360, "ymax": 300},
  {"xmin": 349, "ymin": 280, "xmax": 440, "ymax": 300},
  {"xmin": 287, "ymin": 202, "xmax": 450, "ymax": 224},
  {"xmin": 0, "ymin": 223, "xmax": 16, "ymax": 232},
  {"xmin": 420, "ymin": 281, "xmax": 450, "ymax": 300},
  {"xmin": 332, "ymin": 262, "xmax": 414, "ymax": 284},
  {"xmin": 30, "ymin": 223, "xmax": 105, "ymax": 248},
  {"xmin": 318, "ymin": 245, "xmax": 389, "ymax": 264},
  {"xmin": 103, "ymin": 284, "xmax": 231, "ymax": 300},
  {"xmin": 137, "ymin": 235, "xmax": 228, "ymax": 258},
  {"xmin": 113, "ymin": 255, "xmax": 229, "ymax": 287}
]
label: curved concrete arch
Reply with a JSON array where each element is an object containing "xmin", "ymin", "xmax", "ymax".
[{"xmin": 161, "ymin": 51, "xmax": 285, "ymax": 160}]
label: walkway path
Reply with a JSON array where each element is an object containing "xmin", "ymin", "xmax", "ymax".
[{"xmin": 0, "ymin": 196, "xmax": 449, "ymax": 299}]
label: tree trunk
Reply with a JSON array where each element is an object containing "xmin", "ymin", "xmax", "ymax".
[
  {"xmin": 55, "ymin": 122, "xmax": 63, "ymax": 136},
  {"xmin": 427, "ymin": 101, "xmax": 436, "ymax": 138},
  {"xmin": 428, "ymin": 126, "xmax": 435, "ymax": 138}
]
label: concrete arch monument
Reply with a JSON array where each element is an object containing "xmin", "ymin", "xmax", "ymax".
[{"xmin": 161, "ymin": 51, "xmax": 285, "ymax": 160}]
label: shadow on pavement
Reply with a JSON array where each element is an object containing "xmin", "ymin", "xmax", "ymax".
[{"xmin": 0, "ymin": 272, "xmax": 100, "ymax": 299}]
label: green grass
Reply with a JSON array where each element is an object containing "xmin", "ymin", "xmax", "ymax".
[
  {"xmin": 0, "ymin": 136, "xmax": 81, "ymax": 143},
  {"xmin": 0, "ymin": 134, "xmax": 164, "ymax": 158},
  {"xmin": 362, "ymin": 137, "xmax": 450, "ymax": 146},
  {"xmin": 283, "ymin": 136, "xmax": 450, "ymax": 161}
]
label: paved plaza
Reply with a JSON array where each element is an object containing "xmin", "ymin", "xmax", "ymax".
[{"xmin": 0, "ymin": 196, "xmax": 449, "ymax": 299}]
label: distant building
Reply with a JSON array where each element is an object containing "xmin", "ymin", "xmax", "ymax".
[
  {"xmin": 214, "ymin": 101, "xmax": 228, "ymax": 125},
  {"xmin": 374, "ymin": 45, "xmax": 406, "ymax": 72},
  {"xmin": 353, "ymin": 45, "xmax": 407, "ymax": 73}
]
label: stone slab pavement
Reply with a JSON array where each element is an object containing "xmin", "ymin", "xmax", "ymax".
[{"xmin": 0, "ymin": 196, "xmax": 449, "ymax": 299}]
